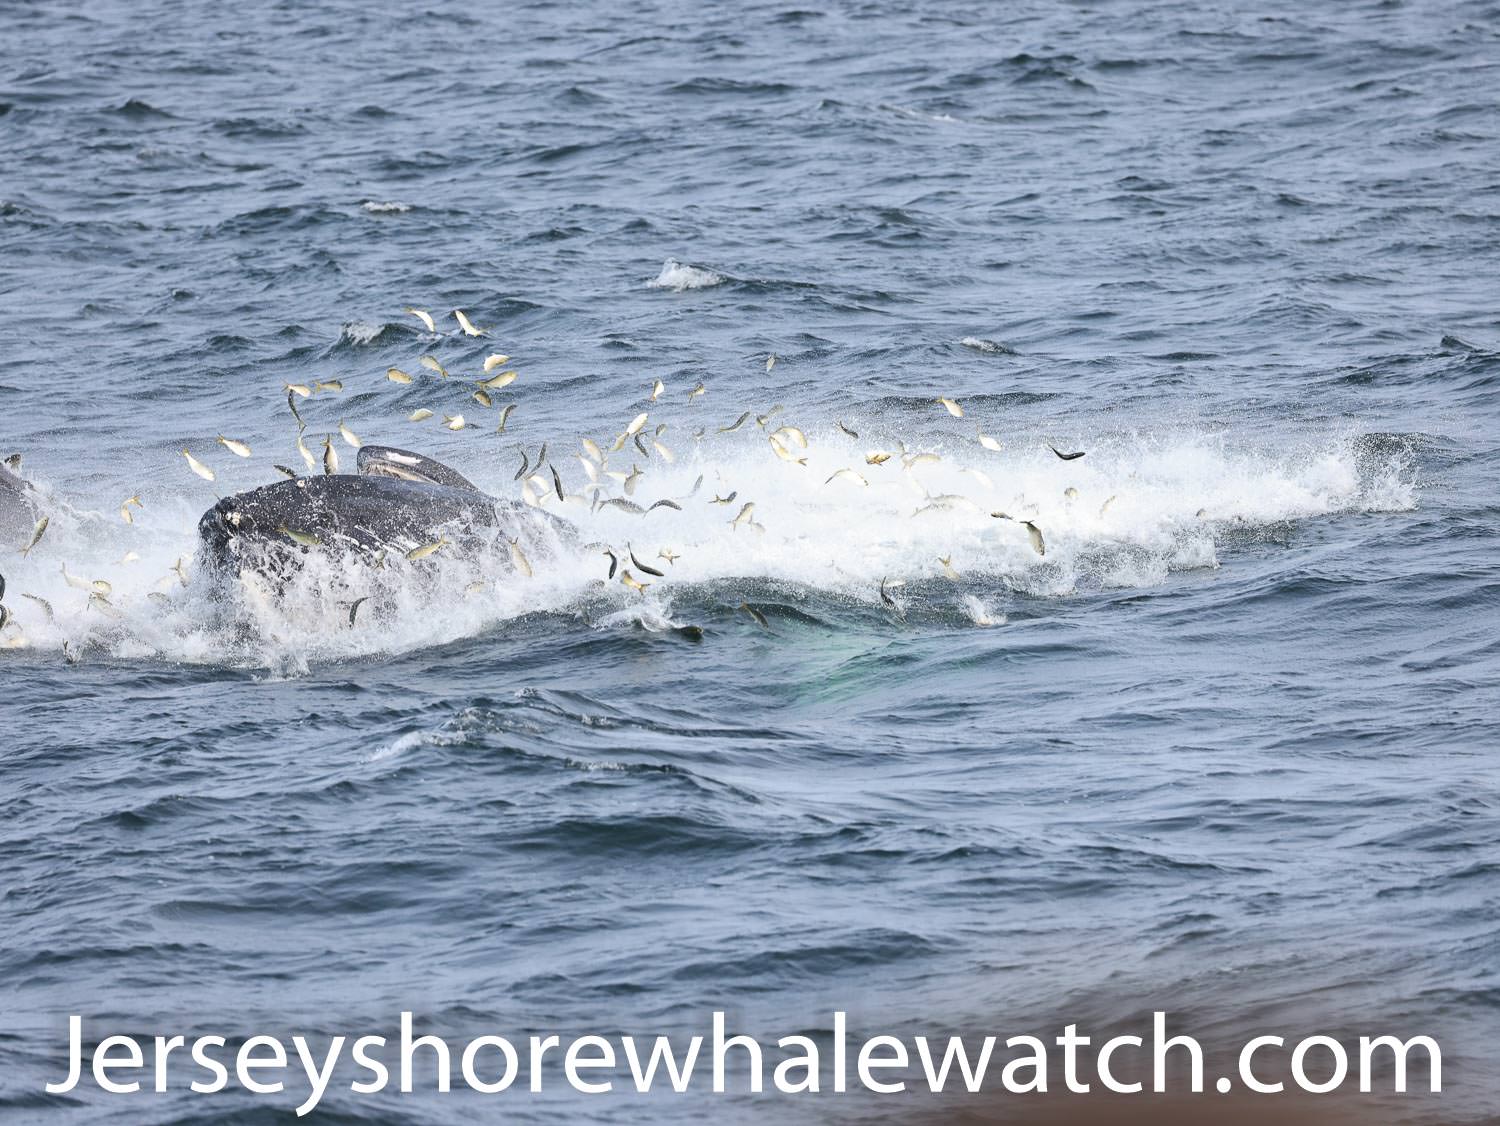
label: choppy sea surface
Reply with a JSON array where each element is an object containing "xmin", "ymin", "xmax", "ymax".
[{"xmin": 2, "ymin": 1, "xmax": 1498, "ymax": 1122}]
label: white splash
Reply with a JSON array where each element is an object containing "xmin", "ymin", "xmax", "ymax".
[
  {"xmin": 339, "ymin": 321, "xmax": 387, "ymax": 345},
  {"xmin": 884, "ymin": 104, "xmax": 960, "ymax": 124},
  {"xmin": 962, "ymin": 595, "xmax": 1004, "ymax": 627},
  {"xmin": 361, "ymin": 200, "xmax": 411, "ymax": 214},
  {"xmin": 530, "ymin": 425, "xmax": 1414, "ymax": 604},
  {"xmin": 0, "ymin": 418, "xmax": 1418, "ymax": 670},
  {"xmin": 647, "ymin": 259, "xmax": 723, "ymax": 292}
]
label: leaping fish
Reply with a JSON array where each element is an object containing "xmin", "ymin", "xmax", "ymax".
[
  {"xmin": 279, "ymin": 526, "xmax": 322, "ymax": 549},
  {"xmin": 772, "ymin": 425, "xmax": 808, "ymax": 449},
  {"xmin": 1023, "ymin": 521, "xmax": 1046, "ymax": 556},
  {"xmin": 407, "ymin": 537, "xmax": 450, "ymax": 561},
  {"xmin": 509, "ymin": 538, "xmax": 533, "ymax": 577},
  {"xmin": 479, "ymin": 369, "xmax": 518, "ymax": 390},
  {"xmin": 629, "ymin": 549, "xmax": 664, "ymax": 578},
  {"xmin": 598, "ymin": 498, "xmax": 646, "ymax": 515},
  {"xmin": 20, "ymin": 517, "xmax": 49, "ymax": 556},
  {"xmin": 183, "ymin": 450, "xmax": 215, "ymax": 481},
  {"xmin": 824, "ymin": 468, "xmax": 867, "ymax": 487}
]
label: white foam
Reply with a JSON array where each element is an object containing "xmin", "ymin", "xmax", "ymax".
[
  {"xmin": 0, "ymin": 422, "xmax": 1417, "ymax": 670},
  {"xmin": 885, "ymin": 104, "xmax": 960, "ymax": 124},
  {"xmin": 646, "ymin": 259, "xmax": 723, "ymax": 291},
  {"xmin": 548, "ymin": 426, "xmax": 1410, "ymax": 592},
  {"xmin": 361, "ymin": 200, "xmax": 411, "ymax": 214},
  {"xmin": 368, "ymin": 727, "xmax": 461, "ymax": 764},
  {"xmin": 339, "ymin": 321, "xmax": 386, "ymax": 345},
  {"xmin": 962, "ymin": 595, "xmax": 1005, "ymax": 627}
]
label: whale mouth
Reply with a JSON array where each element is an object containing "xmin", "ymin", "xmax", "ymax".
[{"xmin": 354, "ymin": 445, "xmax": 482, "ymax": 493}]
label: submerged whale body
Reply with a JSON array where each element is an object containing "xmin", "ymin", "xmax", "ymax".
[{"xmin": 196, "ymin": 445, "xmax": 574, "ymax": 584}]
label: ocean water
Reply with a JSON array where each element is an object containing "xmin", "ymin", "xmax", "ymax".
[{"xmin": 1, "ymin": 0, "xmax": 1498, "ymax": 1122}]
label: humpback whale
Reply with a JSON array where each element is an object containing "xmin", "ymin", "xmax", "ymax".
[
  {"xmin": 196, "ymin": 445, "xmax": 574, "ymax": 585},
  {"xmin": 0, "ymin": 461, "xmax": 42, "ymax": 544}
]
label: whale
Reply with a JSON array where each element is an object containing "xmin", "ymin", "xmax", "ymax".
[
  {"xmin": 196, "ymin": 445, "xmax": 574, "ymax": 586},
  {"xmin": 0, "ymin": 461, "xmax": 43, "ymax": 545}
]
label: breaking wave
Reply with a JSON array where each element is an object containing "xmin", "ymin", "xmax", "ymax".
[
  {"xmin": 960, "ymin": 336, "xmax": 1015, "ymax": 354},
  {"xmin": 647, "ymin": 258, "xmax": 724, "ymax": 291}
]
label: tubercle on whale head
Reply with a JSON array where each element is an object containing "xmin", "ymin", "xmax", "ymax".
[{"xmin": 194, "ymin": 497, "xmax": 254, "ymax": 583}]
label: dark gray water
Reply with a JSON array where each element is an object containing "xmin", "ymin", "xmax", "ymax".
[{"xmin": 2, "ymin": 1, "xmax": 1498, "ymax": 1122}]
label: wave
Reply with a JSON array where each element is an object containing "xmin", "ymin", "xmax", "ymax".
[
  {"xmin": 330, "ymin": 320, "xmax": 412, "ymax": 348},
  {"xmin": 960, "ymin": 336, "xmax": 1015, "ymax": 354},
  {"xmin": 646, "ymin": 259, "xmax": 723, "ymax": 291}
]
